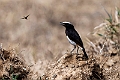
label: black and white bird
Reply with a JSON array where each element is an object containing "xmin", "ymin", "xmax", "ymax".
[
  {"xmin": 60, "ymin": 22, "xmax": 88, "ymax": 60},
  {"xmin": 21, "ymin": 14, "xmax": 30, "ymax": 20}
]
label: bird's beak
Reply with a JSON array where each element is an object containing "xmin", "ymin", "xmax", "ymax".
[{"xmin": 60, "ymin": 22, "xmax": 64, "ymax": 26}]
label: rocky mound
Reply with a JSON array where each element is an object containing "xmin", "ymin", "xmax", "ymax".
[
  {"xmin": 41, "ymin": 53, "xmax": 105, "ymax": 80},
  {"xmin": 0, "ymin": 48, "xmax": 30, "ymax": 80}
]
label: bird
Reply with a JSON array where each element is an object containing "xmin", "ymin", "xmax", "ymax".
[
  {"xmin": 60, "ymin": 22, "xmax": 88, "ymax": 60},
  {"xmin": 21, "ymin": 14, "xmax": 30, "ymax": 20}
]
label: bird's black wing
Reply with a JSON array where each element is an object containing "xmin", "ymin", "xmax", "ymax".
[
  {"xmin": 65, "ymin": 29, "xmax": 84, "ymax": 48},
  {"xmin": 26, "ymin": 14, "xmax": 30, "ymax": 17}
]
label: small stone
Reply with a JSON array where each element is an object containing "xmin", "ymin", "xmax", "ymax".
[
  {"xmin": 106, "ymin": 59, "xmax": 114, "ymax": 67},
  {"xmin": 52, "ymin": 74, "xmax": 57, "ymax": 79}
]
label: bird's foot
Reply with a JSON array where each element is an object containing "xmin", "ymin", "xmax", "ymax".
[{"xmin": 82, "ymin": 55, "xmax": 89, "ymax": 61}]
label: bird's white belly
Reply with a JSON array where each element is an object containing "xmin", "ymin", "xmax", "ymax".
[{"xmin": 66, "ymin": 36, "xmax": 76, "ymax": 46}]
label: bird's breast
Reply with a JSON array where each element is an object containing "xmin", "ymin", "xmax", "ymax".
[{"xmin": 66, "ymin": 36, "xmax": 76, "ymax": 46}]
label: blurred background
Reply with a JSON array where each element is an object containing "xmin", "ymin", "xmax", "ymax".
[{"xmin": 0, "ymin": 0, "xmax": 120, "ymax": 65}]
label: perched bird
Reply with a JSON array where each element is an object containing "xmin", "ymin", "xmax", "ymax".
[
  {"xmin": 21, "ymin": 14, "xmax": 30, "ymax": 20},
  {"xmin": 60, "ymin": 22, "xmax": 88, "ymax": 60}
]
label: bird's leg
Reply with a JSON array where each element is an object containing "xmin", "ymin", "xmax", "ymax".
[
  {"xmin": 70, "ymin": 45, "xmax": 76, "ymax": 53},
  {"xmin": 77, "ymin": 46, "xmax": 79, "ymax": 54}
]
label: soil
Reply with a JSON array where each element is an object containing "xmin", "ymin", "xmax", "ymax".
[{"xmin": 0, "ymin": 44, "xmax": 120, "ymax": 80}]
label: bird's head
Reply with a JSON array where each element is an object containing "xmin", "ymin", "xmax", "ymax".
[{"xmin": 60, "ymin": 22, "xmax": 74, "ymax": 29}]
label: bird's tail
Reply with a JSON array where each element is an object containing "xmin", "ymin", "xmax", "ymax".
[{"xmin": 82, "ymin": 48, "xmax": 88, "ymax": 60}]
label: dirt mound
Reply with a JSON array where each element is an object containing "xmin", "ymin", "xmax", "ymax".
[
  {"xmin": 39, "ymin": 38, "xmax": 120, "ymax": 80},
  {"xmin": 41, "ymin": 53, "xmax": 105, "ymax": 80},
  {"xmin": 0, "ymin": 40, "xmax": 119, "ymax": 80},
  {"xmin": 0, "ymin": 48, "xmax": 119, "ymax": 80},
  {"xmin": 0, "ymin": 48, "xmax": 30, "ymax": 80}
]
